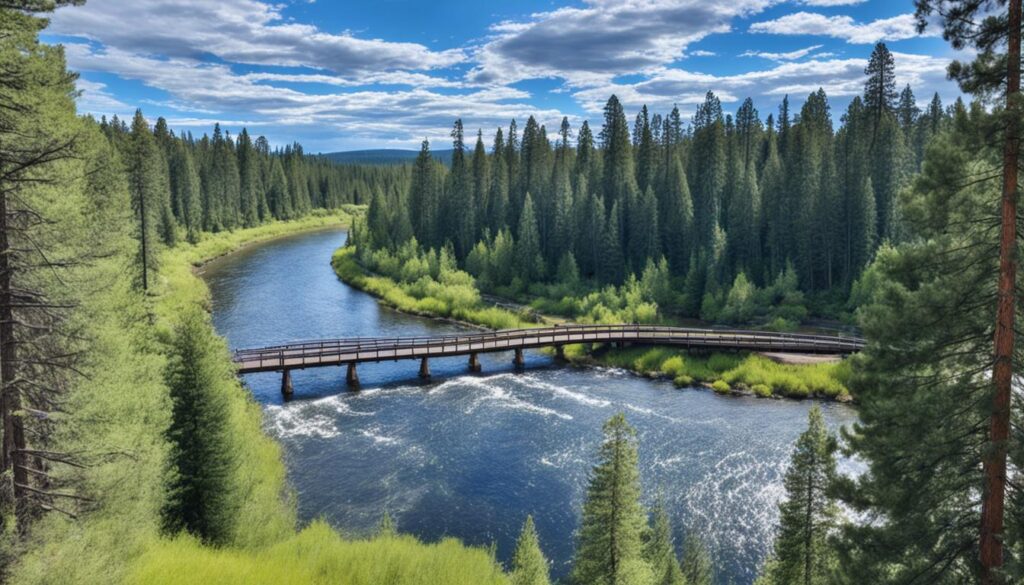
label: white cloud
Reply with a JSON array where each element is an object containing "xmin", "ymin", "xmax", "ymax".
[
  {"xmin": 63, "ymin": 44, "xmax": 570, "ymax": 149},
  {"xmin": 49, "ymin": 0, "xmax": 465, "ymax": 75},
  {"xmin": 741, "ymin": 44, "xmax": 823, "ymax": 61},
  {"xmin": 691, "ymin": 50, "xmax": 717, "ymax": 57},
  {"xmin": 799, "ymin": 0, "xmax": 866, "ymax": 6},
  {"xmin": 749, "ymin": 11, "xmax": 932, "ymax": 44},
  {"xmin": 570, "ymin": 51, "xmax": 954, "ymax": 115},
  {"xmin": 470, "ymin": 0, "xmax": 775, "ymax": 86},
  {"xmin": 73, "ymin": 78, "xmax": 131, "ymax": 114}
]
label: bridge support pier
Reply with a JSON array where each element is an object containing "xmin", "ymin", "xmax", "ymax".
[
  {"xmin": 554, "ymin": 345, "xmax": 565, "ymax": 360},
  {"xmin": 346, "ymin": 363, "xmax": 359, "ymax": 386},
  {"xmin": 281, "ymin": 369, "xmax": 293, "ymax": 398},
  {"xmin": 419, "ymin": 357, "xmax": 431, "ymax": 378},
  {"xmin": 468, "ymin": 353, "xmax": 481, "ymax": 372},
  {"xmin": 513, "ymin": 348, "xmax": 525, "ymax": 368}
]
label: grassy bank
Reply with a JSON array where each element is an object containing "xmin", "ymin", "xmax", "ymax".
[
  {"xmin": 334, "ymin": 245, "xmax": 852, "ymax": 401},
  {"xmin": 564, "ymin": 346, "xmax": 852, "ymax": 400},
  {"xmin": 332, "ymin": 246, "xmax": 536, "ymax": 330},
  {"xmin": 14, "ymin": 210, "xmax": 508, "ymax": 585},
  {"xmin": 128, "ymin": 522, "xmax": 506, "ymax": 585}
]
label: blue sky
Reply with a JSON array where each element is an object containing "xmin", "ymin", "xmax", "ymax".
[{"xmin": 44, "ymin": 0, "xmax": 963, "ymax": 153}]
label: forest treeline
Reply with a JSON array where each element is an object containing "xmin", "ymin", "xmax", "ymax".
[
  {"xmin": 352, "ymin": 42, "xmax": 950, "ymax": 324},
  {"xmin": 96, "ymin": 111, "xmax": 406, "ymax": 287}
]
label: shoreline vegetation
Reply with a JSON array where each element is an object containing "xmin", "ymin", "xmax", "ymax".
[
  {"xmin": 331, "ymin": 245, "xmax": 852, "ymax": 401},
  {"xmin": 15, "ymin": 211, "xmax": 516, "ymax": 585}
]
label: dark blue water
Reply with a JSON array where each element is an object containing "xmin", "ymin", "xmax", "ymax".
[{"xmin": 201, "ymin": 228, "xmax": 858, "ymax": 584}]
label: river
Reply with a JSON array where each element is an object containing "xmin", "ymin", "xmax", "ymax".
[{"xmin": 201, "ymin": 227, "xmax": 859, "ymax": 584}]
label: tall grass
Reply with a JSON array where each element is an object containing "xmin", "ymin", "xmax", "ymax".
[
  {"xmin": 128, "ymin": 522, "xmax": 508, "ymax": 585},
  {"xmin": 581, "ymin": 346, "xmax": 851, "ymax": 399}
]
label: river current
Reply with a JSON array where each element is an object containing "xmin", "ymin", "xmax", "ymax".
[{"xmin": 201, "ymin": 228, "xmax": 858, "ymax": 584}]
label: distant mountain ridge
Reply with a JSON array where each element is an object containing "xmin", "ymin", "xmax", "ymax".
[{"xmin": 319, "ymin": 148, "xmax": 453, "ymax": 165}]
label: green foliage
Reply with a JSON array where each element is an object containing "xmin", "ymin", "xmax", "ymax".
[
  {"xmin": 127, "ymin": 521, "xmax": 509, "ymax": 585},
  {"xmin": 10, "ymin": 170, "xmax": 338, "ymax": 585},
  {"xmin": 162, "ymin": 308, "xmax": 238, "ymax": 545},
  {"xmin": 583, "ymin": 347, "xmax": 849, "ymax": 398},
  {"xmin": 645, "ymin": 502, "xmax": 685, "ymax": 585},
  {"xmin": 760, "ymin": 406, "xmax": 838, "ymax": 585},
  {"xmin": 833, "ymin": 103, "xmax": 1014, "ymax": 582},
  {"xmin": 679, "ymin": 532, "xmax": 714, "ymax": 585},
  {"xmin": 711, "ymin": 380, "xmax": 731, "ymax": 393},
  {"xmin": 333, "ymin": 246, "xmax": 531, "ymax": 330},
  {"xmin": 352, "ymin": 67, "xmax": 950, "ymax": 324},
  {"xmin": 571, "ymin": 413, "xmax": 653, "ymax": 585},
  {"xmin": 510, "ymin": 516, "xmax": 550, "ymax": 585}
]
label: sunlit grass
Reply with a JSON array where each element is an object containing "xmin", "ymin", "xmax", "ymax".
[
  {"xmin": 579, "ymin": 346, "xmax": 851, "ymax": 399},
  {"xmin": 127, "ymin": 521, "xmax": 508, "ymax": 585}
]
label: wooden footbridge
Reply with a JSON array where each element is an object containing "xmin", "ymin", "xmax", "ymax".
[{"xmin": 231, "ymin": 324, "xmax": 864, "ymax": 396}]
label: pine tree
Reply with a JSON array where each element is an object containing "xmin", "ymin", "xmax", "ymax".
[
  {"xmin": 161, "ymin": 308, "xmax": 238, "ymax": 545},
  {"xmin": 896, "ymin": 84, "xmax": 919, "ymax": 134},
  {"xmin": 645, "ymin": 501, "xmax": 685, "ymax": 585},
  {"xmin": 516, "ymin": 193, "xmax": 545, "ymax": 282},
  {"xmin": 169, "ymin": 140, "xmax": 201, "ymax": 243},
  {"xmin": 571, "ymin": 413, "xmax": 652, "ymax": 585},
  {"xmin": 660, "ymin": 155, "xmax": 693, "ymax": 273},
  {"xmin": 489, "ymin": 128, "xmax": 509, "ymax": 232},
  {"xmin": 762, "ymin": 406, "xmax": 837, "ymax": 585},
  {"xmin": 410, "ymin": 139, "xmax": 439, "ymax": 247},
  {"xmin": 0, "ymin": 0, "xmax": 87, "ymax": 534},
  {"xmin": 759, "ymin": 129, "xmax": 785, "ymax": 277},
  {"xmin": 863, "ymin": 42, "xmax": 897, "ymax": 141},
  {"xmin": 835, "ymin": 103, "xmax": 1020, "ymax": 583},
  {"xmin": 690, "ymin": 92, "xmax": 727, "ymax": 254},
  {"xmin": 680, "ymin": 532, "xmax": 714, "ymax": 585},
  {"xmin": 236, "ymin": 128, "xmax": 260, "ymax": 228},
  {"xmin": 126, "ymin": 109, "xmax": 164, "ymax": 290},
  {"xmin": 472, "ymin": 129, "xmax": 490, "ymax": 238},
  {"xmin": 511, "ymin": 515, "xmax": 550, "ymax": 585},
  {"xmin": 447, "ymin": 119, "xmax": 476, "ymax": 257},
  {"xmin": 628, "ymin": 186, "xmax": 659, "ymax": 269}
]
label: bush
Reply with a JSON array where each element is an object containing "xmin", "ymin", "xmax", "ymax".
[
  {"xmin": 712, "ymin": 380, "xmax": 731, "ymax": 393},
  {"xmin": 751, "ymin": 384, "xmax": 773, "ymax": 398},
  {"xmin": 761, "ymin": 317, "xmax": 798, "ymax": 332},
  {"xmin": 661, "ymin": 356, "xmax": 686, "ymax": 377},
  {"xmin": 673, "ymin": 375, "xmax": 695, "ymax": 388}
]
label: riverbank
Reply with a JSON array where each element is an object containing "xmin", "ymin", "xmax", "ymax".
[
  {"xmin": 332, "ymin": 245, "xmax": 853, "ymax": 401},
  {"xmin": 13, "ymin": 210, "xmax": 512, "ymax": 585}
]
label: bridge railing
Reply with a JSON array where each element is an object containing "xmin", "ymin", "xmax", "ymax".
[
  {"xmin": 234, "ymin": 324, "xmax": 863, "ymax": 354},
  {"xmin": 232, "ymin": 324, "xmax": 864, "ymax": 372}
]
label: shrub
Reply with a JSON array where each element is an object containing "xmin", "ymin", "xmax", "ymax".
[
  {"xmin": 751, "ymin": 384, "xmax": 773, "ymax": 398},
  {"xmin": 661, "ymin": 356, "xmax": 686, "ymax": 377},
  {"xmin": 761, "ymin": 317, "xmax": 798, "ymax": 332},
  {"xmin": 673, "ymin": 375, "xmax": 695, "ymax": 388},
  {"xmin": 712, "ymin": 380, "xmax": 731, "ymax": 393}
]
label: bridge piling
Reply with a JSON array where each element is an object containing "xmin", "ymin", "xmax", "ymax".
[
  {"xmin": 554, "ymin": 345, "xmax": 565, "ymax": 360},
  {"xmin": 419, "ymin": 357, "xmax": 430, "ymax": 378},
  {"xmin": 468, "ymin": 352, "xmax": 481, "ymax": 372},
  {"xmin": 281, "ymin": 369, "xmax": 293, "ymax": 398},
  {"xmin": 513, "ymin": 348, "xmax": 525, "ymax": 368},
  {"xmin": 346, "ymin": 363, "xmax": 359, "ymax": 386}
]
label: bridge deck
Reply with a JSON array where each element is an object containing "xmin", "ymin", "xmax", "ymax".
[{"xmin": 232, "ymin": 324, "xmax": 864, "ymax": 374}]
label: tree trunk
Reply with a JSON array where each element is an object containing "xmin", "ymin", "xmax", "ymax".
[
  {"xmin": 0, "ymin": 188, "xmax": 28, "ymax": 529},
  {"xmin": 980, "ymin": 1, "xmax": 1021, "ymax": 581}
]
